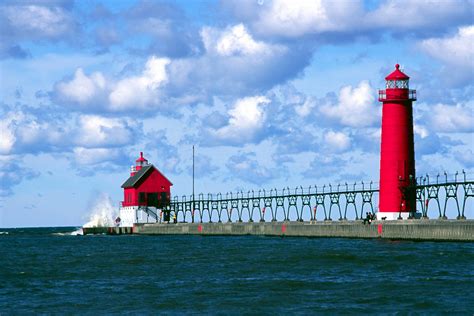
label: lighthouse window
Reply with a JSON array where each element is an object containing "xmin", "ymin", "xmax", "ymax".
[
  {"xmin": 386, "ymin": 80, "xmax": 408, "ymax": 89},
  {"xmin": 397, "ymin": 80, "xmax": 408, "ymax": 88}
]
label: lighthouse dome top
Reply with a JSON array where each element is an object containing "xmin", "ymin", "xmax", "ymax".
[
  {"xmin": 136, "ymin": 152, "xmax": 148, "ymax": 163},
  {"xmin": 385, "ymin": 64, "xmax": 410, "ymax": 80},
  {"xmin": 131, "ymin": 152, "xmax": 149, "ymax": 174}
]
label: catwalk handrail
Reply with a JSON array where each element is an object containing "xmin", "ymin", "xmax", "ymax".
[
  {"xmin": 163, "ymin": 170, "xmax": 473, "ymax": 222},
  {"xmin": 175, "ymin": 181, "xmax": 379, "ymax": 202}
]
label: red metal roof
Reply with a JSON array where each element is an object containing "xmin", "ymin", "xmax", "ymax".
[
  {"xmin": 385, "ymin": 64, "xmax": 409, "ymax": 80},
  {"xmin": 121, "ymin": 164, "xmax": 173, "ymax": 188}
]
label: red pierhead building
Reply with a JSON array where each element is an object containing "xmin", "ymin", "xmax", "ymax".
[
  {"xmin": 119, "ymin": 152, "xmax": 172, "ymax": 226},
  {"xmin": 378, "ymin": 64, "xmax": 417, "ymax": 220},
  {"xmin": 121, "ymin": 152, "xmax": 172, "ymax": 207}
]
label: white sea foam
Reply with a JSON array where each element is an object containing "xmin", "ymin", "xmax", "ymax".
[
  {"xmin": 70, "ymin": 228, "xmax": 84, "ymax": 236},
  {"xmin": 51, "ymin": 228, "xmax": 83, "ymax": 236},
  {"xmin": 83, "ymin": 193, "xmax": 117, "ymax": 228}
]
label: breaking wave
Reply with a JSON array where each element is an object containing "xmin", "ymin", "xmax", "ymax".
[
  {"xmin": 70, "ymin": 229, "xmax": 83, "ymax": 236},
  {"xmin": 51, "ymin": 229, "xmax": 83, "ymax": 236},
  {"xmin": 83, "ymin": 193, "xmax": 117, "ymax": 228}
]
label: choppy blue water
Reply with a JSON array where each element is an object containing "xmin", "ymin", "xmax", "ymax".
[{"xmin": 0, "ymin": 227, "xmax": 473, "ymax": 314}]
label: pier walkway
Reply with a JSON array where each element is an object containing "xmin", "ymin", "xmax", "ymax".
[{"xmin": 131, "ymin": 220, "xmax": 473, "ymax": 241}]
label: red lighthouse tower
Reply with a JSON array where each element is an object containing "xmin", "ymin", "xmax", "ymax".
[{"xmin": 378, "ymin": 64, "xmax": 417, "ymax": 220}]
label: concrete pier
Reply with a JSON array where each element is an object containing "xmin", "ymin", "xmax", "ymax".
[
  {"xmin": 134, "ymin": 220, "xmax": 474, "ymax": 241},
  {"xmin": 82, "ymin": 226, "xmax": 133, "ymax": 235}
]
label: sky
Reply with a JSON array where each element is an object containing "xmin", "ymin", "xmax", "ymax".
[{"xmin": 0, "ymin": 0, "xmax": 473, "ymax": 227}]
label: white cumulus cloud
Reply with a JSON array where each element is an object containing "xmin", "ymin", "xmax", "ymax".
[
  {"xmin": 369, "ymin": 1, "xmax": 472, "ymax": 31},
  {"xmin": 72, "ymin": 147, "xmax": 122, "ymax": 165},
  {"xmin": 414, "ymin": 124, "xmax": 429, "ymax": 139},
  {"xmin": 324, "ymin": 130, "xmax": 351, "ymax": 152},
  {"xmin": 202, "ymin": 23, "xmax": 278, "ymax": 57},
  {"xmin": 164, "ymin": 23, "xmax": 296, "ymax": 96},
  {"xmin": 320, "ymin": 80, "xmax": 378, "ymax": 127},
  {"xmin": 295, "ymin": 97, "xmax": 317, "ymax": 117},
  {"xmin": 211, "ymin": 96, "xmax": 270, "ymax": 144},
  {"xmin": 0, "ymin": 110, "xmax": 65, "ymax": 155},
  {"xmin": 253, "ymin": 0, "xmax": 363, "ymax": 37},
  {"xmin": 109, "ymin": 56, "xmax": 170, "ymax": 110},
  {"xmin": 0, "ymin": 108, "xmax": 141, "ymax": 158},
  {"xmin": 2, "ymin": 4, "xmax": 76, "ymax": 39},
  {"xmin": 227, "ymin": 0, "xmax": 472, "ymax": 40},
  {"xmin": 429, "ymin": 103, "xmax": 474, "ymax": 133},
  {"xmin": 420, "ymin": 25, "xmax": 474, "ymax": 66},
  {"xmin": 55, "ymin": 68, "xmax": 106, "ymax": 108},
  {"xmin": 54, "ymin": 56, "xmax": 170, "ymax": 112},
  {"xmin": 419, "ymin": 26, "xmax": 474, "ymax": 84},
  {"xmin": 0, "ymin": 112, "xmax": 20, "ymax": 155},
  {"xmin": 75, "ymin": 115, "xmax": 135, "ymax": 148}
]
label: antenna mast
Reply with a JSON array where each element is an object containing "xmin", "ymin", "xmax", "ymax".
[{"xmin": 192, "ymin": 145, "xmax": 195, "ymax": 222}]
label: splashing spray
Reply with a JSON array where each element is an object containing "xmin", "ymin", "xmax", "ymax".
[{"xmin": 83, "ymin": 193, "xmax": 117, "ymax": 228}]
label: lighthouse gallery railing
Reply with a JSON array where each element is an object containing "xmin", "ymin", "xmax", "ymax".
[{"xmin": 378, "ymin": 89, "xmax": 417, "ymax": 101}]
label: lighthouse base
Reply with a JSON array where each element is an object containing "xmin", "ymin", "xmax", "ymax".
[
  {"xmin": 119, "ymin": 206, "xmax": 162, "ymax": 227},
  {"xmin": 376, "ymin": 212, "xmax": 421, "ymax": 221}
]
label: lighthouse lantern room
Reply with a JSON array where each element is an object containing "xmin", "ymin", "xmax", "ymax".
[
  {"xmin": 119, "ymin": 152, "xmax": 172, "ymax": 227},
  {"xmin": 377, "ymin": 64, "xmax": 417, "ymax": 220}
]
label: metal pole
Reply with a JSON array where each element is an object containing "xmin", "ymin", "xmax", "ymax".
[{"xmin": 192, "ymin": 145, "xmax": 195, "ymax": 223}]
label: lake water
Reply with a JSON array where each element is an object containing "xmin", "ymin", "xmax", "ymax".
[{"xmin": 1, "ymin": 227, "xmax": 473, "ymax": 314}]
